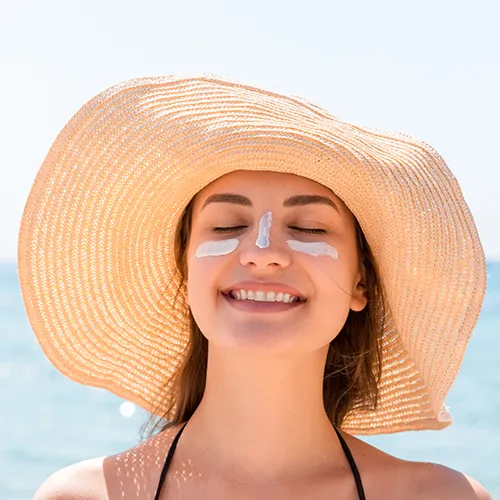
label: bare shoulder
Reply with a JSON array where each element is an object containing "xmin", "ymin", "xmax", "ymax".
[
  {"xmin": 33, "ymin": 424, "xmax": 183, "ymax": 500},
  {"xmin": 33, "ymin": 456, "xmax": 107, "ymax": 500},
  {"xmin": 405, "ymin": 461, "xmax": 492, "ymax": 500},
  {"xmin": 340, "ymin": 432, "xmax": 491, "ymax": 500}
]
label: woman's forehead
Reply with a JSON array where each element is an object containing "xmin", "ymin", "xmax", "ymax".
[{"xmin": 195, "ymin": 170, "xmax": 342, "ymax": 205}]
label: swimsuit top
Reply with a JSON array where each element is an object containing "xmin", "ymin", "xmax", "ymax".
[{"xmin": 153, "ymin": 422, "xmax": 366, "ymax": 499}]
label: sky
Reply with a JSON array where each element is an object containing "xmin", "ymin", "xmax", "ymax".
[{"xmin": 1, "ymin": 0, "xmax": 499, "ymax": 261}]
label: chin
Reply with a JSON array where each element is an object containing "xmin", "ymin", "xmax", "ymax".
[{"xmin": 205, "ymin": 320, "xmax": 322, "ymax": 356}]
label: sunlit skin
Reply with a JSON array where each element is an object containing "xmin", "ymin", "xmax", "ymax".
[
  {"xmin": 179, "ymin": 170, "xmax": 368, "ymax": 482},
  {"xmin": 187, "ymin": 170, "xmax": 366, "ymax": 355},
  {"xmin": 34, "ymin": 169, "xmax": 492, "ymax": 499}
]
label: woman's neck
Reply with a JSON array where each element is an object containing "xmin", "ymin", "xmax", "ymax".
[{"xmin": 179, "ymin": 345, "xmax": 346, "ymax": 480}]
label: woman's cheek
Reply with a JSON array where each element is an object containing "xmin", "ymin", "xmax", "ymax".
[
  {"xmin": 296, "ymin": 251, "xmax": 354, "ymax": 308},
  {"xmin": 187, "ymin": 251, "xmax": 227, "ymax": 307}
]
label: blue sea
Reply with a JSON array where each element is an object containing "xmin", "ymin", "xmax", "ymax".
[{"xmin": 1, "ymin": 260, "xmax": 499, "ymax": 498}]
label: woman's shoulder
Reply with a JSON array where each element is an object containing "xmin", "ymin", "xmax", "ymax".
[
  {"xmin": 33, "ymin": 424, "xmax": 183, "ymax": 500},
  {"xmin": 402, "ymin": 461, "xmax": 492, "ymax": 500},
  {"xmin": 32, "ymin": 456, "xmax": 107, "ymax": 500},
  {"xmin": 342, "ymin": 431, "xmax": 491, "ymax": 499}
]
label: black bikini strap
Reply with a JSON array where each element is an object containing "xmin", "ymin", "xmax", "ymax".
[
  {"xmin": 154, "ymin": 421, "xmax": 188, "ymax": 500},
  {"xmin": 155, "ymin": 423, "xmax": 365, "ymax": 500},
  {"xmin": 333, "ymin": 426, "xmax": 366, "ymax": 500}
]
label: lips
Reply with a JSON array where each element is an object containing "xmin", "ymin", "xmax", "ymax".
[
  {"xmin": 228, "ymin": 289, "xmax": 303, "ymax": 303},
  {"xmin": 220, "ymin": 281, "xmax": 306, "ymax": 301},
  {"xmin": 221, "ymin": 290, "xmax": 305, "ymax": 313}
]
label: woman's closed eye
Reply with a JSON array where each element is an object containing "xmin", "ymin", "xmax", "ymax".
[
  {"xmin": 211, "ymin": 226, "xmax": 327, "ymax": 235},
  {"xmin": 290, "ymin": 226, "xmax": 327, "ymax": 235}
]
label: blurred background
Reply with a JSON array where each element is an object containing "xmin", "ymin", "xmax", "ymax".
[{"xmin": 1, "ymin": 0, "xmax": 499, "ymax": 497}]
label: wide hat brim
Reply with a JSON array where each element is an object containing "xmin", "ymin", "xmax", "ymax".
[{"xmin": 17, "ymin": 74, "xmax": 487, "ymax": 434}]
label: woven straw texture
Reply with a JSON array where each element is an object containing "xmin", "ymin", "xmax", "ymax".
[{"xmin": 17, "ymin": 74, "xmax": 487, "ymax": 434}]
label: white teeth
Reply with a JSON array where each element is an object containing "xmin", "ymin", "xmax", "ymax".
[{"xmin": 228, "ymin": 289, "xmax": 302, "ymax": 303}]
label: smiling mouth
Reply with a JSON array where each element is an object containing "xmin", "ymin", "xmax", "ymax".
[
  {"xmin": 226, "ymin": 289, "xmax": 305, "ymax": 303},
  {"xmin": 221, "ymin": 291, "xmax": 306, "ymax": 313}
]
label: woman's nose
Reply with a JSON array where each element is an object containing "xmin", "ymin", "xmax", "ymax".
[{"xmin": 238, "ymin": 230, "xmax": 292, "ymax": 269}]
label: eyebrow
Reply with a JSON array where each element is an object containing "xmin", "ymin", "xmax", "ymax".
[{"xmin": 201, "ymin": 193, "xmax": 341, "ymax": 214}]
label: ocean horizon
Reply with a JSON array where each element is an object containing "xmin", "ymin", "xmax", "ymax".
[{"xmin": 1, "ymin": 259, "xmax": 499, "ymax": 498}]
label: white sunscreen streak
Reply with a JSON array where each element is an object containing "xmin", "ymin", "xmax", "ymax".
[
  {"xmin": 286, "ymin": 240, "xmax": 339, "ymax": 260},
  {"xmin": 195, "ymin": 238, "xmax": 239, "ymax": 258},
  {"xmin": 256, "ymin": 211, "xmax": 272, "ymax": 249},
  {"xmin": 194, "ymin": 211, "xmax": 339, "ymax": 261}
]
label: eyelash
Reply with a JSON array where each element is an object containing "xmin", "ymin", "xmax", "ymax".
[{"xmin": 211, "ymin": 226, "xmax": 327, "ymax": 235}]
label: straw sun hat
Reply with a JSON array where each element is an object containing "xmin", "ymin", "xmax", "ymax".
[{"xmin": 17, "ymin": 74, "xmax": 486, "ymax": 435}]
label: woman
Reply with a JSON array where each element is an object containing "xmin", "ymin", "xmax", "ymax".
[{"xmin": 19, "ymin": 75, "xmax": 490, "ymax": 499}]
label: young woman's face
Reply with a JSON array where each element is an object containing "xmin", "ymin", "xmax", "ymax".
[{"xmin": 186, "ymin": 170, "xmax": 367, "ymax": 355}]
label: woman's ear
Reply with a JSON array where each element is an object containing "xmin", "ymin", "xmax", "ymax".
[{"xmin": 350, "ymin": 268, "xmax": 368, "ymax": 312}]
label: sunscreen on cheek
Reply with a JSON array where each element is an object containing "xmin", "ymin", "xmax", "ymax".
[
  {"xmin": 256, "ymin": 211, "xmax": 272, "ymax": 249},
  {"xmin": 286, "ymin": 240, "xmax": 339, "ymax": 260},
  {"xmin": 195, "ymin": 238, "xmax": 240, "ymax": 258}
]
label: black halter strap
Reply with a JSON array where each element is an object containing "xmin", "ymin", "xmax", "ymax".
[
  {"xmin": 154, "ymin": 422, "xmax": 366, "ymax": 500},
  {"xmin": 333, "ymin": 426, "xmax": 366, "ymax": 500},
  {"xmin": 153, "ymin": 421, "xmax": 188, "ymax": 500}
]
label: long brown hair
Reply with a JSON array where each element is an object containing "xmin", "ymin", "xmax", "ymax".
[{"xmin": 141, "ymin": 195, "xmax": 386, "ymax": 439}]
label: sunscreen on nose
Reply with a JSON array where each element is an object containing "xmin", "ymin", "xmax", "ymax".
[
  {"xmin": 256, "ymin": 211, "xmax": 272, "ymax": 249},
  {"xmin": 287, "ymin": 240, "xmax": 339, "ymax": 260},
  {"xmin": 195, "ymin": 238, "xmax": 240, "ymax": 258}
]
